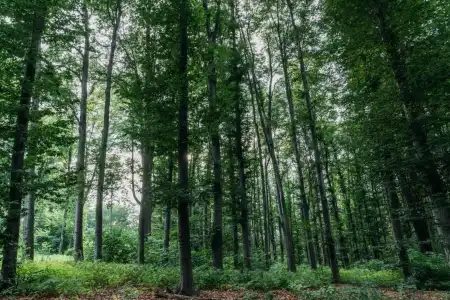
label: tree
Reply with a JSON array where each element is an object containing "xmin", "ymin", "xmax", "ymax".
[
  {"xmin": 95, "ymin": 0, "xmax": 122, "ymax": 261},
  {"xmin": 202, "ymin": 0, "xmax": 224, "ymax": 270},
  {"xmin": 74, "ymin": 0, "xmax": 90, "ymax": 262},
  {"xmin": 176, "ymin": 0, "xmax": 194, "ymax": 294},
  {"xmin": 1, "ymin": 0, "xmax": 47, "ymax": 288}
]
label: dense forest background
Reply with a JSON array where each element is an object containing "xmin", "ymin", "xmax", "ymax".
[{"xmin": 1, "ymin": 0, "xmax": 449, "ymax": 297}]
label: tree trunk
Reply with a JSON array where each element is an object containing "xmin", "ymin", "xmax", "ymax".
[
  {"xmin": 203, "ymin": 0, "xmax": 224, "ymax": 269},
  {"xmin": 177, "ymin": 0, "xmax": 194, "ymax": 293},
  {"xmin": 22, "ymin": 56, "xmax": 42, "ymax": 262},
  {"xmin": 266, "ymin": 163, "xmax": 278, "ymax": 262},
  {"xmin": 397, "ymin": 170, "xmax": 432, "ymax": 253},
  {"xmin": 324, "ymin": 146, "xmax": 349, "ymax": 267},
  {"xmin": 138, "ymin": 145, "xmax": 153, "ymax": 264},
  {"xmin": 227, "ymin": 135, "xmax": 239, "ymax": 269},
  {"xmin": 251, "ymin": 94, "xmax": 270, "ymax": 268},
  {"xmin": 59, "ymin": 208, "xmax": 68, "ymax": 254},
  {"xmin": 1, "ymin": 3, "xmax": 46, "ymax": 289},
  {"xmin": 233, "ymin": 50, "xmax": 251, "ymax": 271},
  {"xmin": 74, "ymin": 1, "xmax": 90, "ymax": 263},
  {"xmin": 95, "ymin": 0, "xmax": 122, "ymax": 261},
  {"xmin": 384, "ymin": 154, "xmax": 411, "ymax": 279},
  {"xmin": 163, "ymin": 155, "xmax": 174, "ymax": 263}
]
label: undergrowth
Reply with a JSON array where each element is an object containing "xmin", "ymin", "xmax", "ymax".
[{"xmin": 4, "ymin": 249, "xmax": 450, "ymax": 298}]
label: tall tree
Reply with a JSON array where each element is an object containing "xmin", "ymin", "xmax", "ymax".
[
  {"xmin": 177, "ymin": 0, "xmax": 194, "ymax": 294},
  {"xmin": 74, "ymin": 0, "xmax": 90, "ymax": 262},
  {"xmin": 203, "ymin": 0, "xmax": 224, "ymax": 269},
  {"xmin": 1, "ymin": 0, "xmax": 47, "ymax": 288},
  {"xmin": 95, "ymin": 0, "xmax": 122, "ymax": 261},
  {"xmin": 230, "ymin": 0, "xmax": 251, "ymax": 269}
]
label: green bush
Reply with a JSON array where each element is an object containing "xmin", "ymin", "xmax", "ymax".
[
  {"xmin": 7, "ymin": 253, "xmax": 450, "ymax": 297},
  {"xmin": 340, "ymin": 268, "xmax": 402, "ymax": 286},
  {"xmin": 102, "ymin": 228, "xmax": 137, "ymax": 263},
  {"xmin": 408, "ymin": 249, "xmax": 450, "ymax": 290}
]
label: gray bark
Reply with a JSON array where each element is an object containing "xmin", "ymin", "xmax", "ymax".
[
  {"xmin": 74, "ymin": 1, "xmax": 90, "ymax": 262},
  {"xmin": 95, "ymin": 0, "xmax": 122, "ymax": 261}
]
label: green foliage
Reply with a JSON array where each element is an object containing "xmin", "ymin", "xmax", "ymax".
[
  {"xmin": 6, "ymin": 257, "xmax": 450, "ymax": 297},
  {"xmin": 340, "ymin": 268, "xmax": 402, "ymax": 287},
  {"xmin": 408, "ymin": 249, "xmax": 450, "ymax": 290},
  {"xmin": 102, "ymin": 228, "xmax": 137, "ymax": 264}
]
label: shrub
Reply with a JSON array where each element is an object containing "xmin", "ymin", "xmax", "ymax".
[{"xmin": 409, "ymin": 249, "xmax": 450, "ymax": 290}]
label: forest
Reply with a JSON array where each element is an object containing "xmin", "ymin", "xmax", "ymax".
[{"xmin": 1, "ymin": 0, "xmax": 450, "ymax": 298}]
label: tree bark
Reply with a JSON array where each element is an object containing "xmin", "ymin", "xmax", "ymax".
[
  {"xmin": 74, "ymin": 1, "xmax": 90, "ymax": 263},
  {"xmin": 397, "ymin": 170, "xmax": 432, "ymax": 253},
  {"xmin": 95, "ymin": 0, "xmax": 122, "ymax": 261},
  {"xmin": 231, "ymin": 3, "xmax": 250, "ymax": 268},
  {"xmin": 251, "ymin": 91, "xmax": 270, "ymax": 268},
  {"xmin": 227, "ymin": 135, "xmax": 239, "ymax": 269},
  {"xmin": 265, "ymin": 160, "xmax": 278, "ymax": 261},
  {"xmin": 384, "ymin": 154, "xmax": 411, "ymax": 279},
  {"xmin": 1, "ymin": 2, "xmax": 46, "ymax": 289},
  {"xmin": 138, "ymin": 145, "xmax": 153, "ymax": 264},
  {"xmin": 203, "ymin": 0, "xmax": 224, "ymax": 270},
  {"xmin": 333, "ymin": 149, "xmax": 359, "ymax": 262},
  {"xmin": 23, "ymin": 192, "xmax": 36, "ymax": 261},
  {"xmin": 324, "ymin": 145, "xmax": 349, "ymax": 267},
  {"xmin": 177, "ymin": 0, "xmax": 194, "ymax": 293},
  {"xmin": 163, "ymin": 155, "xmax": 174, "ymax": 263}
]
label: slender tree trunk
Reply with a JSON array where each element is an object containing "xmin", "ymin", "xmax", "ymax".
[
  {"xmin": 95, "ymin": 0, "xmax": 122, "ymax": 261},
  {"xmin": 23, "ymin": 193, "xmax": 36, "ymax": 261},
  {"xmin": 324, "ymin": 146, "xmax": 349, "ymax": 267},
  {"xmin": 397, "ymin": 171, "xmax": 432, "ymax": 253},
  {"xmin": 59, "ymin": 147, "xmax": 73, "ymax": 255},
  {"xmin": 1, "ymin": 3, "xmax": 46, "ymax": 288},
  {"xmin": 251, "ymin": 95, "xmax": 270, "ymax": 268},
  {"xmin": 227, "ymin": 135, "xmax": 239, "ymax": 269},
  {"xmin": 278, "ymin": 217, "xmax": 285, "ymax": 262},
  {"xmin": 333, "ymin": 149, "xmax": 359, "ymax": 262},
  {"xmin": 74, "ymin": 2, "xmax": 90, "ymax": 263},
  {"xmin": 266, "ymin": 161, "xmax": 278, "ymax": 261},
  {"xmin": 234, "ymin": 61, "xmax": 251, "ymax": 270},
  {"xmin": 372, "ymin": 0, "xmax": 450, "ymax": 260},
  {"xmin": 163, "ymin": 155, "xmax": 174, "ymax": 263},
  {"xmin": 203, "ymin": 154, "xmax": 212, "ymax": 249},
  {"xmin": 22, "ymin": 58, "xmax": 42, "ymax": 262},
  {"xmin": 59, "ymin": 207, "xmax": 68, "ymax": 254},
  {"xmin": 177, "ymin": 0, "xmax": 194, "ymax": 293},
  {"xmin": 384, "ymin": 154, "xmax": 411, "ymax": 279},
  {"xmin": 202, "ymin": 0, "xmax": 223, "ymax": 269}
]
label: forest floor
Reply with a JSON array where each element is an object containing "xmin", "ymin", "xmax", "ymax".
[{"xmin": 11, "ymin": 286, "xmax": 450, "ymax": 300}]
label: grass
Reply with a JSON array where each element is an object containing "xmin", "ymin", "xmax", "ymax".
[
  {"xmin": 10, "ymin": 256, "xmax": 403, "ymax": 297},
  {"xmin": 4, "ymin": 252, "xmax": 449, "ymax": 298}
]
